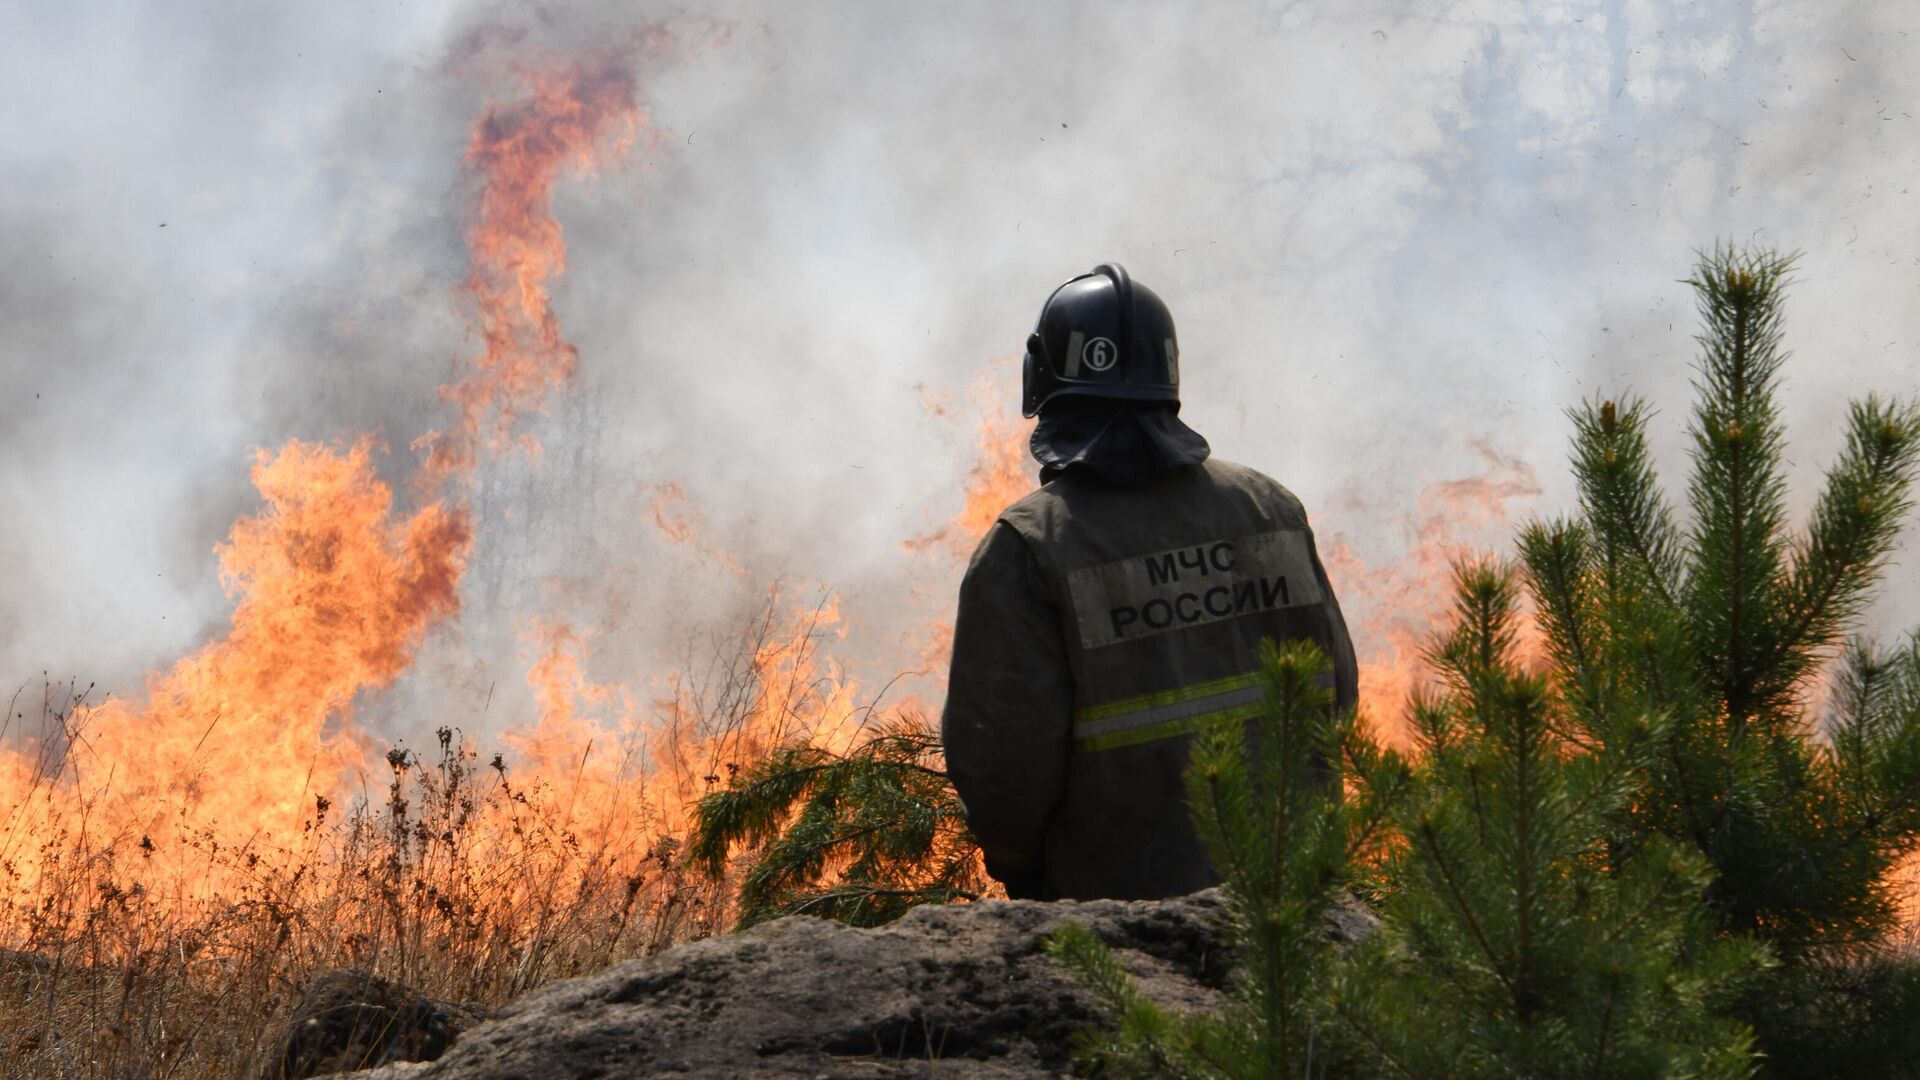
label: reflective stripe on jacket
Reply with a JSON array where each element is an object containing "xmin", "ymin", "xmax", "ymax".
[{"xmin": 940, "ymin": 457, "xmax": 1358, "ymax": 900}]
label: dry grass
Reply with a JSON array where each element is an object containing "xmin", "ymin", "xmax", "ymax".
[{"xmin": 0, "ymin": 597, "xmax": 856, "ymax": 1079}]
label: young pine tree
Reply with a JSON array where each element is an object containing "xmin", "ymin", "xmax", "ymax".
[
  {"xmin": 688, "ymin": 717, "xmax": 985, "ymax": 928},
  {"xmin": 1519, "ymin": 245, "xmax": 1920, "ymax": 1071},
  {"xmin": 1047, "ymin": 638, "xmax": 1409, "ymax": 1080},
  {"xmin": 1338, "ymin": 559, "xmax": 1764, "ymax": 1079}
]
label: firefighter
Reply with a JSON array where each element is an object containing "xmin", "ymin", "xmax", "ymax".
[{"xmin": 940, "ymin": 262, "xmax": 1359, "ymax": 901}]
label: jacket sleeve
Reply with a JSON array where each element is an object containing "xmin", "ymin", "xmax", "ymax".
[
  {"xmin": 940, "ymin": 520, "xmax": 1076, "ymax": 899},
  {"xmin": 1305, "ymin": 524, "xmax": 1360, "ymax": 718}
]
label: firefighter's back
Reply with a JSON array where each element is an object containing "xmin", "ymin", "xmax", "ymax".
[
  {"xmin": 940, "ymin": 261, "xmax": 1356, "ymax": 901},
  {"xmin": 997, "ymin": 456, "xmax": 1355, "ymax": 899}
]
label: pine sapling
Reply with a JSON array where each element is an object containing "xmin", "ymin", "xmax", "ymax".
[
  {"xmin": 1523, "ymin": 244, "xmax": 1920, "ymax": 1071},
  {"xmin": 1544, "ymin": 246, "xmax": 1920, "ymax": 956},
  {"xmin": 1338, "ymin": 558, "xmax": 1765, "ymax": 1079}
]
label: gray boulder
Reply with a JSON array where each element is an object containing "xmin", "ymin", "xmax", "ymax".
[
  {"xmin": 339, "ymin": 890, "xmax": 1377, "ymax": 1079},
  {"xmin": 268, "ymin": 968, "xmax": 484, "ymax": 1078}
]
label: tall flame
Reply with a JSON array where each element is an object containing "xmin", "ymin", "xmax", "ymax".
[
  {"xmin": 0, "ymin": 56, "xmax": 644, "ymax": 914},
  {"xmin": 419, "ymin": 57, "xmax": 644, "ymax": 488},
  {"xmin": 1, "ymin": 441, "xmax": 466, "ymax": 884}
]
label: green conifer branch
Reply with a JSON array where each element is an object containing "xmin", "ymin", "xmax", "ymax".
[
  {"xmin": 1524, "ymin": 243, "xmax": 1920, "ymax": 1069},
  {"xmin": 1832, "ymin": 633, "xmax": 1920, "ymax": 847},
  {"xmin": 1570, "ymin": 394, "xmax": 1685, "ymax": 610},
  {"xmin": 1519, "ymin": 519, "xmax": 1608, "ymax": 731},
  {"xmin": 690, "ymin": 717, "xmax": 982, "ymax": 929},
  {"xmin": 1775, "ymin": 397, "xmax": 1920, "ymax": 689},
  {"xmin": 1349, "ymin": 558, "xmax": 1761, "ymax": 1077},
  {"xmin": 1829, "ymin": 638, "xmax": 1896, "ymax": 816},
  {"xmin": 1682, "ymin": 245, "xmax": 1798, "ymax": 727}
]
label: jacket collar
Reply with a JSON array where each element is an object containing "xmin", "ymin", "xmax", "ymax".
[{"xmin": 1031, "ymin": 401, "xmax": 1211, "ymax": 486}]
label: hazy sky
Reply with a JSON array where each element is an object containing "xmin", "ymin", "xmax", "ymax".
[{"xmin": 4, "ymin": 1, "xmax": 1917, "ymax": 736}]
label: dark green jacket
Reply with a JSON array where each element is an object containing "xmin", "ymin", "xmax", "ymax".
[{"xmin": 941, "ymin": 457, "xmax": 1358, "ymax": 900}]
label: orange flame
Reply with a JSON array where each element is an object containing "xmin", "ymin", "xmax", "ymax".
[
  {"xmin": 885, "ymin": 368, "xmax": 1037, "ymax": 722},
  {"xmin": 646, "ymin": 481, "xmax": 749, "ymax": 577},
  {"xmin": 509, "ymin": 595, "xmax": 866, "ymax": 831},
  {"xmin": 1321, "ymin": 440, "xmax": 1542, "ymax": 740},
  {"xmin": 902, "ymin": 369, "xmax": 1035, "ymax": 563},
  {"xmin": 417, "ymin": 56, "xmax": 646, "ymax": 489},
  {"xmin": 1, "ymin": 441, "xmax": 466, "ymax": 886},
  {"xmin": 0, "ymin": 58, "xmax": 642, "ymax": 919}
]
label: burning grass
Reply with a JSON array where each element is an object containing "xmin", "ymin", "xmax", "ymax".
[{"xmin": 0, "ymin": 595, "xmax": 870, "ymax": 1079}]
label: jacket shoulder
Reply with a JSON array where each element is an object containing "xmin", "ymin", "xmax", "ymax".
[
  {"xmin": 997, "ymin": 478, "xmax": 1071, "ymax": 537},
  {"xmin": 1200, "ymin": 458, "xmax": 1310, "ymax": 521}
]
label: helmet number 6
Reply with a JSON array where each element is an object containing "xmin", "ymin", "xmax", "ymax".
[{"xmin": 1082, "ymin": 336, "xmax": 1117, "ymax": 372}]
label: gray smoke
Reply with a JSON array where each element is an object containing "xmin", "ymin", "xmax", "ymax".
[{"xmin": 4, "ymin": 0, "xmax": 1917, "ymax": 738}]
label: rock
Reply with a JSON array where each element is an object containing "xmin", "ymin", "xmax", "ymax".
[
  {"xmin": 338, "ymin": 889, "xmax": 1377, "ymax": 1079},
  {"xmin": 266, "ymin": 968, "xmax": 484, "ymax": 1079},
  {"xmin": 0, "ymin": 947, "xmax": 55, "ymax": 989}
]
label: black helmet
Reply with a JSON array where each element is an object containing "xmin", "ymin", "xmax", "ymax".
[{"xmin": 1021, "ymin": 263, "xmax": 1179, "ymax": 418}]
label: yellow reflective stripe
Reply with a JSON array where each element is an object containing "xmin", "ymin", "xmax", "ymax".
[
  {"xmin": 1074, "ymin": 683, "xmax": 1266, "ymax": 742},
  {"xmin": 1078, "ymin": 701, "xmax": 1268, "ymax": 753},
  {"xmin": 1074, "ymin": 670, "xmax": 1263, "ymax": 723}
]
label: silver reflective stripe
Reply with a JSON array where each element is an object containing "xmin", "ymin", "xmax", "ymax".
[
  {"xmin": 1164, "ymin": 337, "xmax": 1178, "ymax": 384},
  {"xmin": 1062, "ymin": 330, "xmax": 1085, "ymax": 377},
  {"xmin": 1073, "ymin": 681, "xmax": 1266, "ymax": 742}
]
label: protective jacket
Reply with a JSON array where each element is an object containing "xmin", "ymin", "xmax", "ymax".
[{"xmin": 941, "ymin": 436, "xmax": 1357, "ymax": 901}]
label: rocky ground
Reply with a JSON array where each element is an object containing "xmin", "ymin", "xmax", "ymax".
[{"xmin": 290, "ymin": 888, "xmax": 1379, "ymax": 1079}]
